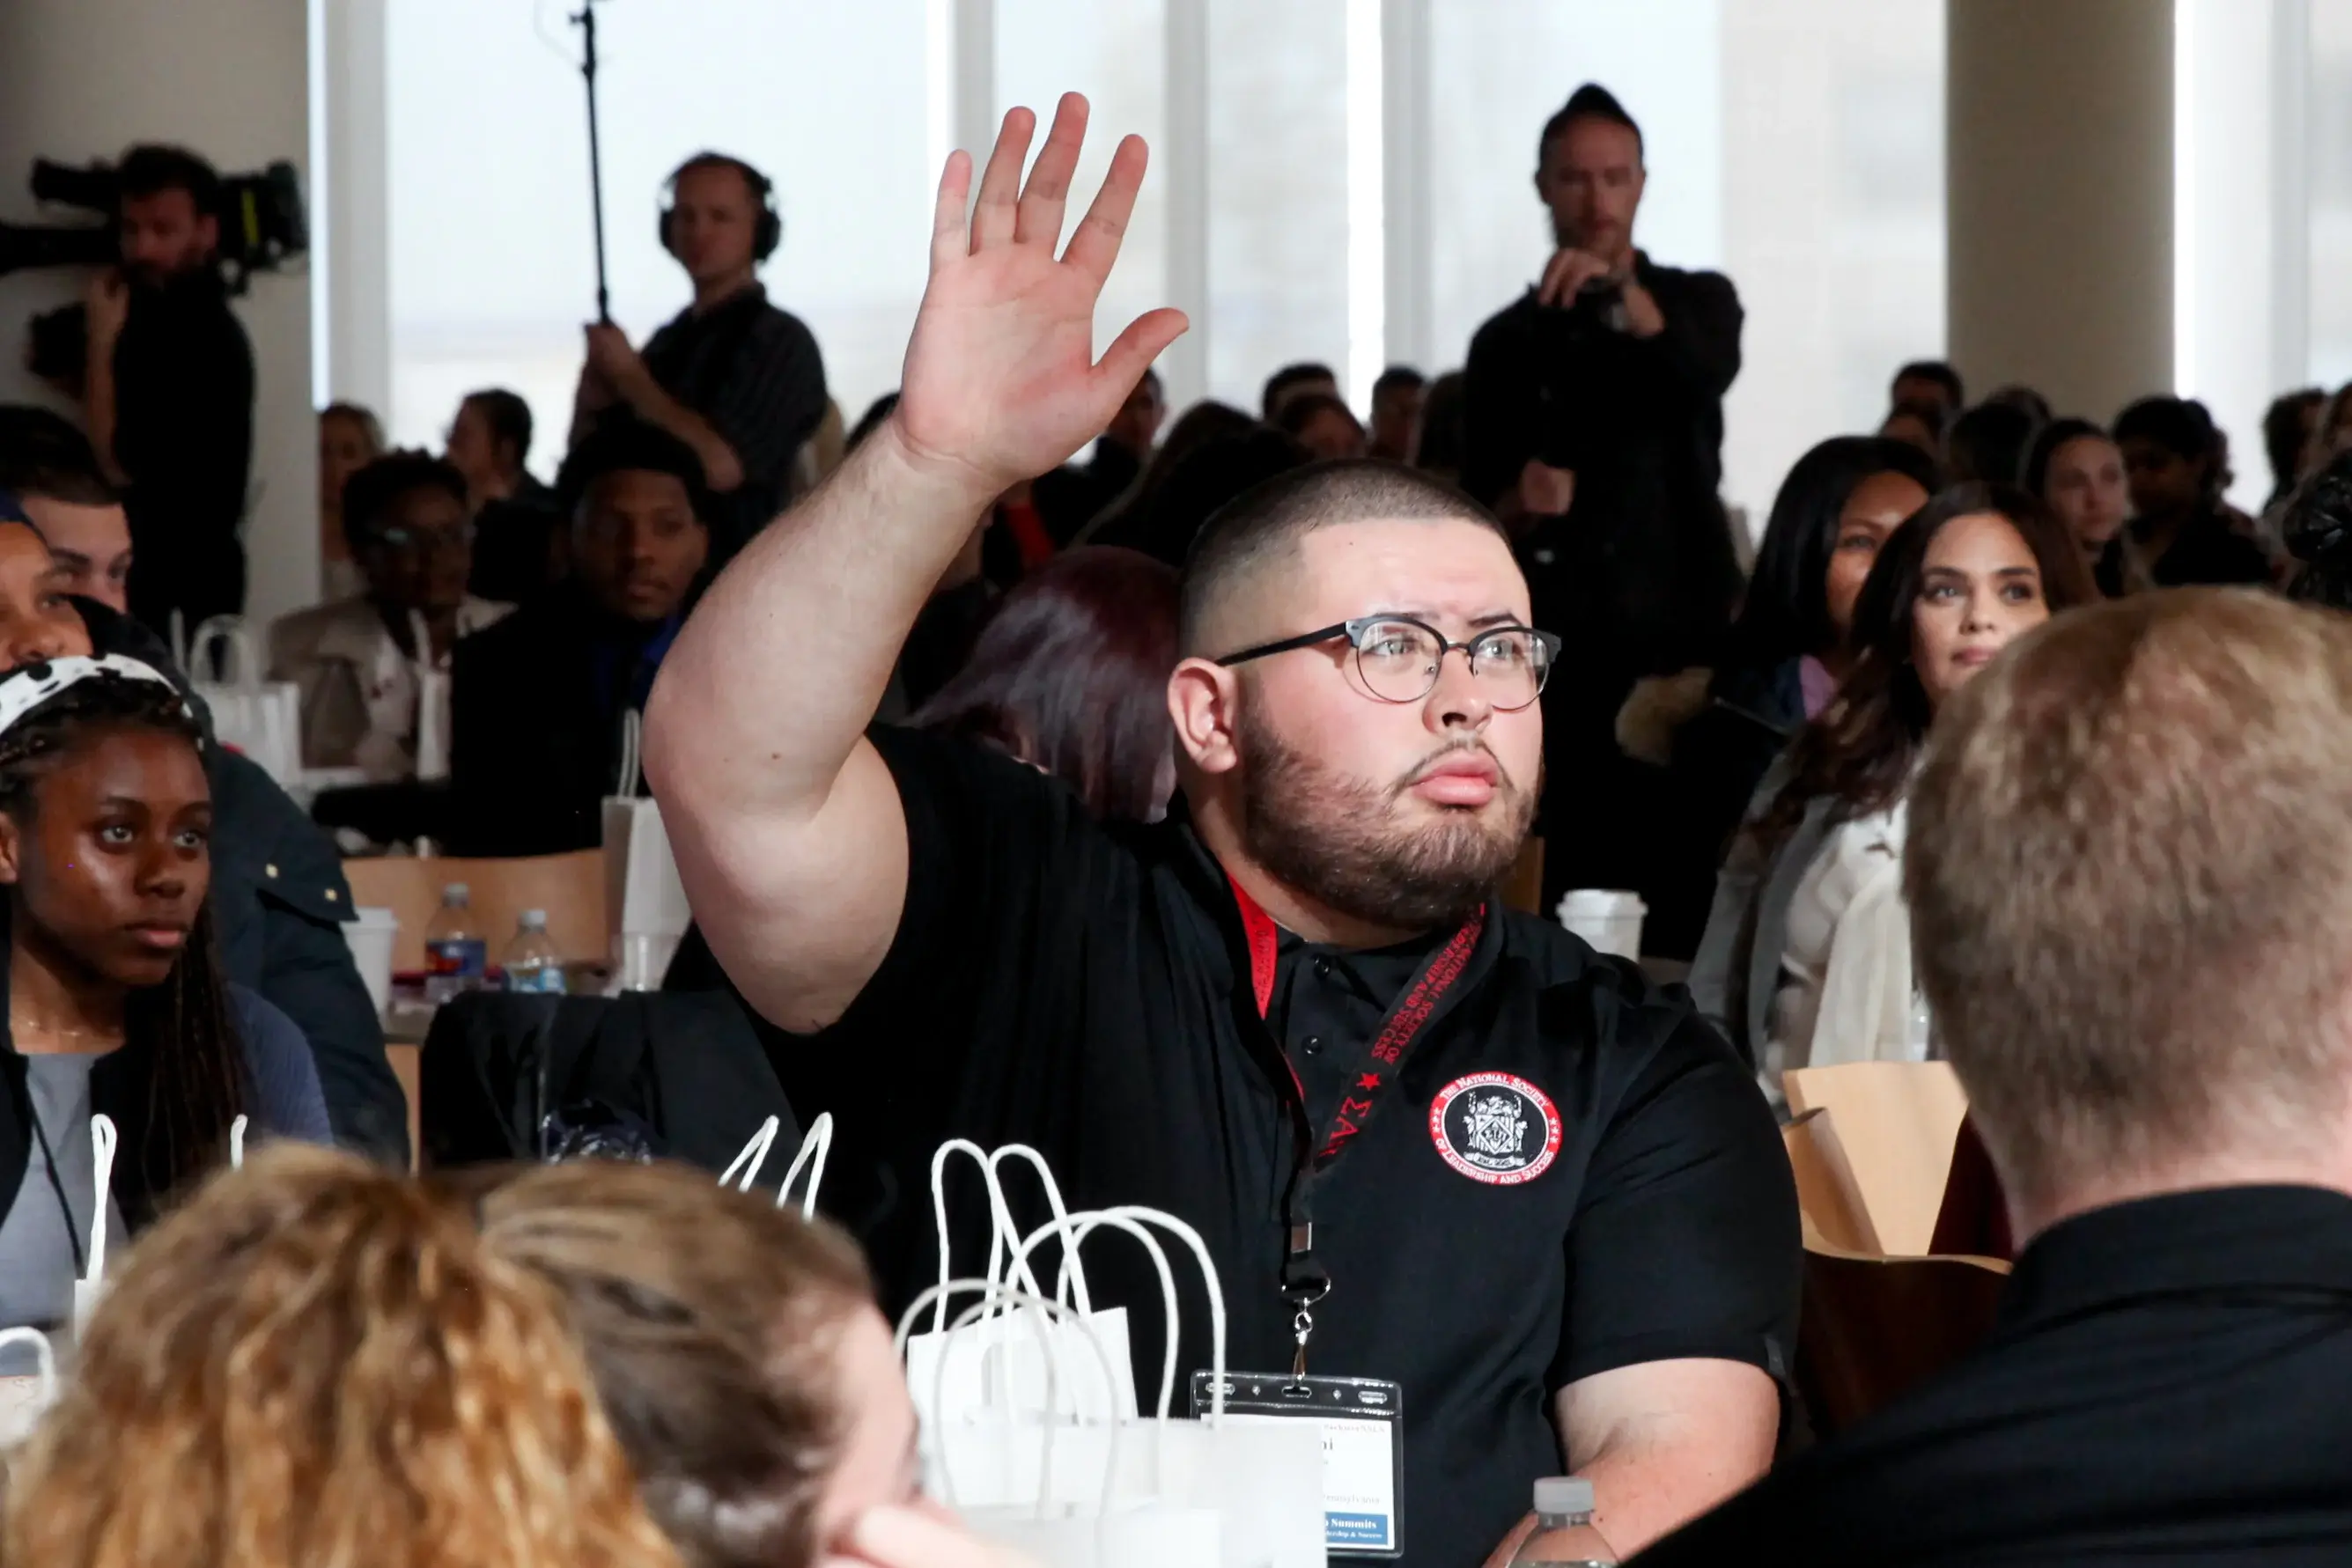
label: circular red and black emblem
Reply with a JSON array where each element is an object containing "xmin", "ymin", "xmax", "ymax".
[{"xmin": 1428, "ymin": 1072, "xmax": 1561, "ymax": 1186}]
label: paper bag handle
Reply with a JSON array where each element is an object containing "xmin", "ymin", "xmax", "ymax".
[
  {"xmin": 987, "ymin": 1144, "xmax": 1095, "ymax": 1317},
  {"xmin": 0, "ymin": 1326, "xmax": 58, "ymax": 1409},
  {"xmin": 188, "ymin": 615, "xmax": 260, "ymax": 690},
  {"xmin": 926, "ymin": 1140, "xmax": 1043, "ymax": 1332},
  {"xmin": 719, "ymin": 1116, "xmax": 782, "ymax": 1192},
  {"xmin": 615, "ymin": 708, "xmax": 644, "ymax": 799},
  {"xmin": 1006, "ymin": 1205, "xmax": 1228, "ymax": 1422},
  {"xmin": 777, "ymin": 1111, "xmax": 834, "ymax": 1218}
]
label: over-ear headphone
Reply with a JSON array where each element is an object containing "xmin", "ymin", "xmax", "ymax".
[{"xmin": 658, "ymin": 152, "xmax": 782, "ymax": 264}]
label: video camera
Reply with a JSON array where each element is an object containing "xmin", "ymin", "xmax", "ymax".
[{"xmin": 6, "ymin": 155, "xmax": 307, "ymax": 387}]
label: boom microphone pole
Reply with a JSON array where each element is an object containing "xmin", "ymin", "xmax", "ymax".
[{"xmin": 571, "ymin": 0, "xmax": 612, "ymax": 323}]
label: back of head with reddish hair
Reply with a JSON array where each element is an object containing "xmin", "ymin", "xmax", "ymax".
[{"xmin": 912, "ymin": 546, "xmax": 1180, "ymax": 821}]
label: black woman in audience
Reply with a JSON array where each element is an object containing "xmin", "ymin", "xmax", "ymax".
[
  {"xmin": 1690, "ymin": 486, "xmax": 2095, "ymax": 1090},
  {"xmin": 2107, "ymin": 395, "xmax": 2271, "ymax": 592},
  {"xmin": 0, "ymin": 502, "xmax": 403, "ymax": 1159},
  {"xmin": 0, "ymin": 659, "xmax": 330, "ymax": 1356},
  {"xmin": 2025, "ymin": 416, "xmax": 2129, "ymax": 578},
  {"xmin": 5, "ymin": 1145, "xmax": 682, "ymax": 1568},
  {"xmin": 1633, "ymin": 435, "xmax": 1937, "ymax": 958}
]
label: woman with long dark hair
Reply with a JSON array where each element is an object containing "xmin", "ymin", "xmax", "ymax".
[
  {"xmin": 2026, "ymin": 416, "xmax": 2130, "ymax": 576},
  {"xmin": 911, "ymin": 546, "xmax": 1181, "ymax": 822},
  {"xmin": 0, "ymin": 658, "xmax": 328, "ymax": 1350},
  {"xmin": 1691, "ymin": 485, "xmax": 2096, "ymax": 1088},
  {"xmin": 1638, "ymin": 435, "xmax": 1937, "ymax": 956}
]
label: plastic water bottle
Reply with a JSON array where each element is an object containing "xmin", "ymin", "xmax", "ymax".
[
  {"xmin": 423, "ymin": 882, "xmax": 488, "ymax": 1005},
  {"xmin": 500, "ymin": 909, "xmax": 566, "ymax": 995},
  {"xmin": 1507, "ymin": 1477, "xmax": 1615, "ymax": 1568}
]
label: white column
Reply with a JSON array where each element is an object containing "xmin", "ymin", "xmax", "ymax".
[
  {"xmin": 1343, "ymin": 0, "xmax": 1386, "ymax": 411},
  {"xmin": 2176, "ymin": 0, "xmax": 2303, "ymax": 507},
  {"xmin": 0, "ymin": 0, "xmax": 318, "ymax": 624},
  {"xmin": 1380, "ymin": 0, "xmax": 1433, "ymax": 377},
  {"xmin": 952, "ymin": 0, "xmax": 998, "ymax": 183},
  {"xmin": 1946, "ymin": 0, "xmax": 2172, "ymax": 423},
  {"xmin": 321, "ymin": 0, "xmax": 390, "ymax": 423},
  {"xmin": 1161, "ymin": 0, "xmax": 1211, "ymax": 414}
]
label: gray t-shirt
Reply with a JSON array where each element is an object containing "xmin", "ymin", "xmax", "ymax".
[{"xmin": 0, "ymin": 1055, "xmax": 128, "ymax": 1372}]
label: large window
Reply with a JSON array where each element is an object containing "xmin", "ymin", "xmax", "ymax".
[
  {"xmin": 371, "ymin": 0, "xmax": 1944, "ymax": 519},
  {"xmin": 2312, "ymin": 1, "xmax": 2352, "ymax": 394}
]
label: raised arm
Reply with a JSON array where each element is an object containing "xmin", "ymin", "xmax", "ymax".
[{"xmin": 641, "ymin": 94, "xmax": 1186, "ymax": 1032}]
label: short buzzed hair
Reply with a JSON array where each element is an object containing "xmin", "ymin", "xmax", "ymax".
[
  {"xmin": 1907, "ymin": 590, "xmax": 2352, "ymax": 1216},
  {"xmin": 1179, "ymin": 459, "xmax": 1507, "ymax": 652},
  {"xmin": 0, "ymin": 406, "xmax": 118, "ymax": 507}
]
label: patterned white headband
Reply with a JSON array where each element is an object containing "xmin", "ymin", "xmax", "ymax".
[{"xmin": 0, "ymin": 656, "xmax": 182, "ymax": 741}]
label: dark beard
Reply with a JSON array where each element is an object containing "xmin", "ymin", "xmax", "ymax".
[{"xmin": 1235, "ymin": 705, "xmax": 1534, "ymax": 933}]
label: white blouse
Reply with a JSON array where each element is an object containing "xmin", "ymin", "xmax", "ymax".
[{"xmin": 1765, "ymin": 798, "xmax": 1925, "ymax": 1098}]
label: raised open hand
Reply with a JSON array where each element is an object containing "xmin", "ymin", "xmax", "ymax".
[{"xmin": 892, "ymin": 93, "xmax": 1189, "ymax": 499}]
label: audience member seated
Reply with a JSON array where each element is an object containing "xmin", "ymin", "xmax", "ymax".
[
  {"xmin": 1276, "ymin": 390, "xmax": 1369, "ymax": 461},
  {"xmin": 912, "ymin": 546, "xmax": 1181, "ymax": 822},
  {"xmin": 1887, "ymin": 358, "xmax": 1963, "ymax": 426},
  {"xmin": 1690, "ymin": 486, "xmax": 2093, "ymax": 1085},
  {"xmin": 0, "ymin": 405, "xmax": 136, "ymax": 610},
  {"xmin": 2025, "ymin": 416, "xmax": 2129, "ymax": 576},
  {"xmin": 1634, "ymin": 436, "xmax": 1936, "ymax": 958},
  {"xmin": 1076, "ymin": 397, "xmax": 1257, "ymax": 545},
  {"xmin": 1089, "ymin": 425, "xmax": 1312, "ymax": 568},
  {"xmin": 1980, "ymin": 382, "xmax": 2053, "ymax": 424},
  {"xmin": 2106, "ymin": 394, "xmax": 2271, "ymax": 592},
  {"xmin": 572, "ymin": 151, "xmax": 828, "ymax": 563},
  {"xmin": 268, "ymin": 454, "xmax": 512, "ymax": 783},
  {"xmin": 1877, "ymin": 401, "xmax": 1944, "ymax": 462},
  {"xmin": 0, "ymin": 509, "xmax": 404, "ymax": 1159},
  {"xmin": 1943, "ymin": 400, "xmax": 2039, "ymax": 487},
  {"xmin": 1034, "ymin": 365, "xmax": 1166, "ymax": 541},
  {"xmin": 1368, "ymin": 365, "xmax": 1427, "ymax": 462},
  {"xmin": 471, "ymin": 1158, "xmax": 947, "ymax": 1568},
  {"xmin": 1260, "ymin": 360, "xmax": 1339, "ymax": 422},
  {"xmin": 1641, "ymin": 588, "xmax": 2352, "ymax": 1565},
  {"xmin": 2285, "ymin": 448, "xmax": 2352, "ymax": 610},
  {"xmin": 0, "ymin": 658, "xmax": 331, "ymax": 1350},
  {"xmin": 1414, "ymin": 370, "xmax": 1467, "ymax": 487},
  {"xmin": 448, "ymin": 423, "xmax": 710, "ymax": 855},
  {"xmin": 318, "ymin": 401, "xmax": 386, "ymax": 601},
  {"xmin": 2261, "ymin": 386, "xmax": 2326, "ymax": 511},
  {"xmin": 446, "ymin": 386, "xmax": 561, "ymax": 605},
  {"xmin": 3, "ymin": 1145, "xmax": 682, "ymax": 1568}
]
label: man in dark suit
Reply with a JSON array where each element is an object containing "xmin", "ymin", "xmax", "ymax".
[
  {"xmin": 1638, "ymin": 591, "xmax": 2352, "ymax": 1567},
  {"xmin": 1464, "ymin": 84, "xmax": 1744, "ymax": 902},
  {"xmin": 447, "ymin": 423, "xmax": 709, "ymax": 855}
]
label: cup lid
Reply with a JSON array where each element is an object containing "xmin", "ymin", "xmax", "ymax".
[{"xmin": 1554, "ymin": 888, "xmax": 1644, "ymax": 912}]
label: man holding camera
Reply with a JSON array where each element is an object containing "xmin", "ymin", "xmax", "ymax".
[
  {"xmin": 1463, "ymin": 86, "xmax": 1743, "ymax": 898},
  {"xmin": 68, "ymin": 144, "xmax": 256, "ymax": 635}
]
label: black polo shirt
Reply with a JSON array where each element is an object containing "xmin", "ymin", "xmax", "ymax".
[
  {"xmin": 1633, "ymin": 1184, "xmax": 2352, "ymax": 1567},
  {"xmin": 788, "ymin": 726, "xmax": 1797, "ymax": 1568}
]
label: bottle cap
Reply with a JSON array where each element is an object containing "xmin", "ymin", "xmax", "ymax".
[
  {"xmin": 441, "ymin": 882, "xmax": 471, "ymax": 903},
  {"xmin": 1532, "ymin": 1476, "xmax": 1594, "ymax": 1515},
  {"xmin": 520, "ymin": 909, "xmax": 548, "ymax": 929}
]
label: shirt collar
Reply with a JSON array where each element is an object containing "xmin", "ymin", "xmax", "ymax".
[{"xmin": 2001, "ymin": 1185, "xmax": 2352, "ymax": 1332}]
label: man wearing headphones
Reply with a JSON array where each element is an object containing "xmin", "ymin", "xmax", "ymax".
[{"xmin": 572, "ymin": 151, "xmax": 828, "ymax": 563}]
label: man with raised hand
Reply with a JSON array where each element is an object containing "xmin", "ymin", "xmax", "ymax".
[{"xmin": 646, "ymin": 94, "xmax": 1795, "ymax": 1568}]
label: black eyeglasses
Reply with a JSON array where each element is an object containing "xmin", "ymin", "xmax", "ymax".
[{"xmin": 1215, "ymin": 615, "xmax": 1561, "ymax": 711}]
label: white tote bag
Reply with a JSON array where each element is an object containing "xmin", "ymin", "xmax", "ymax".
[
  {"xmin": 902, "ymin": 1141, "xmax": 1137, "ymax": 1440},
  {"xmin": 900, "ymin": 1205, "xmax": 1324, "ymax": 1568},
  {"xmin": 183, "ymin": 615, "xmax": 302, "ymax": 784},
  {"xmin": 602, "ymin": 711, "xmax": 692, "ymax": 990}
]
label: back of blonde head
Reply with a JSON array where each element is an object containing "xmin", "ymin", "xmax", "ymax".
[
  {"xmin": 1908, "ymin": 588, "xmax": 2352, "ymax": 1218},
  {"xmin": 3, "ymin": 1145, "xmax": 682, "ymax": 1568}
]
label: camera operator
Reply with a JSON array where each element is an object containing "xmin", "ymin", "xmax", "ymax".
[
  {"xmin": 1464, "ymin": 85, "xmax": 1743, "ymax": 898},
  {"xmin": 570, "ymin": 151, "xmax": 826, "ymax": 568},
  {"xmin": 51, "ymin": 145, "xmax": 257, "ymax": 634}
]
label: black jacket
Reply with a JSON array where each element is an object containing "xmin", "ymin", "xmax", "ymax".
[
  {"xmin": 2096, "ymin": 507, "xmax": 2273, "ymax": 595},
  {"xmin": 78, "ymin": 600, "xmax": 409, "ymax": 1161},
  {"xmin": 114, "ymin": 272, "xmax": 255, "ymax": 629},
  {"xmin": 1464, "ymin": 255, "xmax": 1744, "ymax": 674},
  {"xmin": 447, "ymin": 587, "xmax": 653, "ymax": 856}
]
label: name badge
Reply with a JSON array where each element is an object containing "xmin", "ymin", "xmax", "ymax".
[{"xmin": 1193, "ymin": 1371, "xmax": 1405, "ymax": 1558}]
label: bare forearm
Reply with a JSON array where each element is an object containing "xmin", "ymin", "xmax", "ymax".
[
  {"xmin": 645, "ymin": 417, "xmax": 992, "ymax": 821},
  {"xmin": 622, "ymin": 377, "xmax": 747, "ymax": 492},
  {"xmin": 83, "ymin": 349, "xmax": 123, "ymax": 483},
  {"xmin": 1553, "ymin": 1361, "xmax": 1776, "ymax": 1557}
]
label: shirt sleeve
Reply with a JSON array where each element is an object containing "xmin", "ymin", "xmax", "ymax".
[
  {"xmin": 1463, "ymin": 311, "xmax": 1540, "ymax": 510},
  {"xmin": 1554, "ymin": 1001, "xmax": 1801, "ymax": 1388},
  {"xmin": 228, "ymin": 984, "xmax": 335, "ymax": 1145},
  {"xmin": 704, "ymin": 311, "xmax": 828, "ymax": 494}
]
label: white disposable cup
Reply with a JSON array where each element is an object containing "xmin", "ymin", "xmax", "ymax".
[
  {"xmin": 1555, "ymin": 888, "xmax": 1647, "ymax": 961},
  {"xmin": 343, "ymin": 906, "xmax": 400, "ymax": 1016},
  {"xmin": 612, "ymin": 931, "xmax": 682, "ymax": 993}
]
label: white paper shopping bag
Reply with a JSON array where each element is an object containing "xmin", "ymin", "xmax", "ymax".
[
  {"xmin": 185, "ymin": 615, "xmax": 302, "ymax": 784},
  {"xmin": 602, "ymin": 712, "xmax": 691, "ymax": 989}
]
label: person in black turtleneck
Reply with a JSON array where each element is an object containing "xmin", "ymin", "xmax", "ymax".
[
  {"xmin": 63, "ymin": 145, "xmax": 254, "ymax": 635},
  {"xmin": 446, "ymin": 423, "xmax": 710, "ymax": 855}
]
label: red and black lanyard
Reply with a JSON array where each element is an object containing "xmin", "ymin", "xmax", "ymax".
[{"xmin": 1229, "ymin": 876, "xmax": 1484, "ymax": 1374}]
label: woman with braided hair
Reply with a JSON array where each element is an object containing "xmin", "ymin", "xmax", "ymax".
[{"xmin": 0, "ymin": 656, "xmax": 328, "ymax": 1356}]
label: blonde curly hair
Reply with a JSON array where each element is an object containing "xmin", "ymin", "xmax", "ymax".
[{"xmin": 3, "ymin": 1144, "xmax": 683, "ymax": 1568}]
